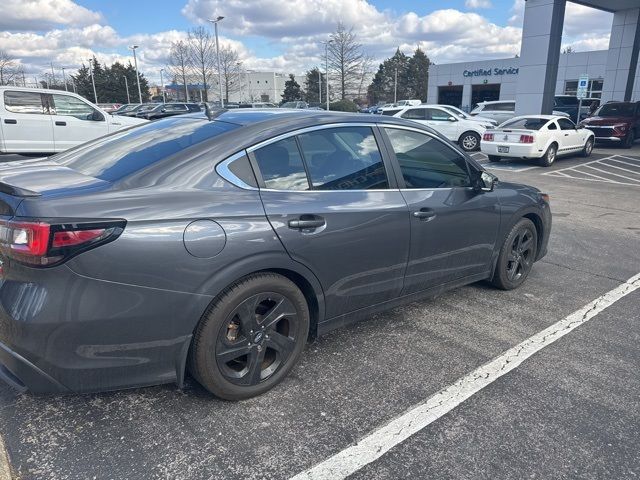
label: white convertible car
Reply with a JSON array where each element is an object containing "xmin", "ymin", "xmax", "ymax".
[{"xmin": 480, "ymin": 115, "xmax": 595, "ymax": 167}]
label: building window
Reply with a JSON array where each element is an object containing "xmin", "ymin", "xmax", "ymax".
[{"xmin": 564, "ymin": 79, "xmax": 603, "ymax": 99}]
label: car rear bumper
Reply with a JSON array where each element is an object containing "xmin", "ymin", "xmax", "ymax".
[
  {"xmin": 0, "ymin": 263, "xmax": 210, "ymax": 394},
  {"xmin": 480, "ymin": 142, "xmax": 543, "ymax": 158}
]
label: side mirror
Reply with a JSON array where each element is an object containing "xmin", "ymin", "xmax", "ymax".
[
  {"xmin": 448, "ymin": 116, "xmax": 457, "ymax": 122},
  {"xmin": 473, "ymin": 171, "xmax": 497, "ymax": 192},
  {"xmin": 161, "ymin": 107, "xmax": 167, "ymax": 113}
]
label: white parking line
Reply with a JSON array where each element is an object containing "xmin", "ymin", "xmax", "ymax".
[
  {"xmin": 599, "ymin": 160, "xmax": 640, "ymax": 175},
  {"xmin": 290, "ymin": 273, "xmax": 640, "ymax": 480},
  {"xmin": 583, "ymin": 164, "xmax": 640, "ymax": 183}
]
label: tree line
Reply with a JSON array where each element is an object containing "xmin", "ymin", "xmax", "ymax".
[{"xmin": 281, "ymin": 24, "xmax": 431, "ymax": 108}]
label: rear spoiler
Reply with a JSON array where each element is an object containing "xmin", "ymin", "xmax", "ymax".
[{"xmin": 0, "ymin": 182, "xmax": 41, "ymax": 197}]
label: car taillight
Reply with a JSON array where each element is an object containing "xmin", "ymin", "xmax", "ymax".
[
  {"xmin": 519, "ymin": 135, "xmax": 534, "ymax": 143},
  {"xmin": 0, "ymin": 219, "xmax": 125, "ymax": 267},
  {"xmin": 483, "ymin": 133, "xmax": 494, "ymax": 141}
]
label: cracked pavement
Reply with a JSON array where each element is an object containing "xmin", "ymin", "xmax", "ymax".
[{"xmin": 0, "ymin": 151, "xmax": 639, "ymax": 479}]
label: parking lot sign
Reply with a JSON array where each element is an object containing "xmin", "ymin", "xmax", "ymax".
[{"xmin": 577, "ymin": 74, "xmax": 589, "ymax": 99}]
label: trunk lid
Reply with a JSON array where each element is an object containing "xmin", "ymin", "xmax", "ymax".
[{"xmin": 488, "ymin": 129, "xmax": 535, "ymax": 143}]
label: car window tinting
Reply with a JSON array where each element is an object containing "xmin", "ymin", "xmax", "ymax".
[
  {"xmin": 54, "ymin": 118, "xmax": 239, "ymax": 182},
  {"xmin": 227, "ymin": 154, "xmax": 258, "ymax": 188},
  {"xmin": 501, "ymin": 118, "xmax": 548, "ymax": 130},
  {"xmin": 401, "ymin": 108, "xmax": 427, "ymax": 120},
  {"xmin": 384, "ymin": 128, "xmax": 471, "ymax": 188},
  {"xmin": 558, "ymin": 118, "xmax": 575, "ymax": 130},
  {"xmin": 596, "ymin": 103, "xmax": 635, "ymax": 117},
  {"xmin": 3, "ymin": 91, "xmax": 45, "ymax": 114},
  {"xmin": 548, "ymin": 122, "xmax": 558, "ymax": 130},
  {"xmin": 253, "ymin": 137, "xmax": 310, "ymax": 191},
  {"xmin": 426, "ymin": 108, "xmax": 452, "ymax": 121},
  {"xmin": 297, "ymin": 127, "xmax": 388, "ymax": 190}
]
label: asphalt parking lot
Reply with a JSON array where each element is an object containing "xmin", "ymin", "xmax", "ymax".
[{"xmin": 0, "ymin": 146, "xmax": 639, "ymax": 479}]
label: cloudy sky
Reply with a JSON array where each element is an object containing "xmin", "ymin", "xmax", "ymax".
[{"xmin": 0, "ymin": 0, "xmax": 613, "ymax": 85}]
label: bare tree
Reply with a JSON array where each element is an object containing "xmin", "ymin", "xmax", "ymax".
[
  {"xmin": 186, "ymin": 27, "xmax": 216, "ymax": 102},
  {"xmin": 356, "ymin": 55, "xmax": 374, "ymax": 100},
  {"xmin": 168, "ymin": 40, "xmax": 191, "ymax": 101},
  {"xmin": 328, "ymin": 23, "xmax": 364, "ymax": 100},
  {"xmin": 0, "ymin": 50, "xmax": 16, "ymax": 86},
  {"xmin": 218, "ymin": 46, "xmax": 242, "ymax": 103}
]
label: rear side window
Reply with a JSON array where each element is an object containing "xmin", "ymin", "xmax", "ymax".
[
  {"xmin": 297, "ymin": 127, "xmax": 388, "ymax": 190},
  {"xmin": 426, "ymin": 108, "xmax": 452, "ymax": 121},
  {"xmin": 486, "ymin": 103, "xmax": 514, "ymax": 112},
  {"xmin": 4, "ymin": 91, "xmax": 44, "ymax": 114},
  {"xmin": 253, "ymin": 137, "xmax": 310, "ymax": 191},
  {"xmin": 401, "ymin": 108, "xmax": 427, "ymax": 120},
  {"xmin": 384, "ymin": 128, "xmax": 470, "ymax": 188},
  {"xmin": 382, "ymin": 109, "xmax": 402, "ymax": 116},
  {"xmin": 54, "ymin": 118, "xmax": 239, "ymax": 181}
]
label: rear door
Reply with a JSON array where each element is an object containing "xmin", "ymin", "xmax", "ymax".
[
  {"xmin": 381, "ymin": 125, "xmax": 501, "ymax": 293},
  {"xmin": 50, "ymin": 93, "xmax": 109, "ymax": 151},
  {"xmin": 249, "ymin": 124, "xmax": 410, "ymax": 319},
  {"xmin": 0, "ymin": 90, "xmax": 54, "ymax": 153}
]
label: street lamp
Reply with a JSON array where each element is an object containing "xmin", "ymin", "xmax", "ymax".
[
  {"xmin": 208, "ymin": 16, "xmax": 225, "ymax": 108},
  {"xmin": 61, "ymin": 67, "xmax": 68, "ymax": 91},
  {"xmin": 322, "ymin": 39, "xmax": 333, "ymax": 111},
  {"xmin": 123, "ymin": 76, "xmax": 131, "ymax": 104},
  {"xmin": 87, "ymin": 58, "xmax": 98, "ymax": 103},
  {"xmin": 129, "ymin": 45, "xmax": 143, "ymax": 103},
  {"xmin": 159, "ymin": 68, "xmax": 166, "ymax": 103}
]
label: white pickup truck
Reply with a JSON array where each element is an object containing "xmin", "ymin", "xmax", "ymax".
[{"xmin": 0, "ymin": 86, "xmax": 147, "ymax": 153}]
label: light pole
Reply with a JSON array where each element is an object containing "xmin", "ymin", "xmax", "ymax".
[
  {"xmin": 208, "ymin": 16, "xmax": 225, "ymax": 108},
  {"xmin": 394, "ymin": 67, "xmax": 398, "ymax": 104},
  {"xmin": 87, "ymin": 58, "xmax": 98, "ymax": 103},
  {"xmin": 323, "ymin": 39, "xmax": 332, "ymax": 111},
  {"xmin": 50, "ymin": 62, "xmax": 56, "ymax": 86},
  {"xmin": 61, "ymin": 67, "xmax": 68, "ymax": 91},
  {"xmin": 159, "ymin": 68, "xmax": 166, "ymax": 103},
  {"xmin": 124, "ymin": 76, "xmax": 131, "ymax": 103},
  {"xmin": 318, "ymin": 69, "xmax": 322, "ymax": 105},
  {"xmin": 129, "ymin": 45, "xmax": 143, "ymax": 103}
]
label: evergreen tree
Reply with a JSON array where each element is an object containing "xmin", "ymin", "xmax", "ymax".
[
  {"xmin": 406, "ymin": 47, "xmax": 430, "ymax": 101},
  {"xmin": 281, "ymin": 74, "xmax": 303, "ymax": 103},
  {"xmin": 304, "ymin": 67, "xmax": 327, "ymax": 104},
  {"xmin": 70, "ymin": 58, "xmax": 150, "ymax": 104}
]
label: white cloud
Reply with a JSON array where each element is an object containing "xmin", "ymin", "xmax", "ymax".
[
  {"xmin": 465, "ymin": 0, "xmax": 492, "ymax": 9},
  {"xmin": 0, "ymin": 0, "xmax": 102, "ymax": 31}
]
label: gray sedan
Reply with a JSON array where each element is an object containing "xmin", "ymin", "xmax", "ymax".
[{"xmin": 0, "ymin": 109, "xmax": 551, "ymax": 400}]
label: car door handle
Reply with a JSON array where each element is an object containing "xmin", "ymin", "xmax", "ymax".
[
  {"xmin": 55, "ymin": 121, "xmax": 67, "ymax": 126},
  {"xmin": 288, "ymin": 216, "xmax": 325, "ymax": 229},
  {"xmin": 413, "ymin": 208, "xmax": 436, "ymax": 220},
  {"xmin": 564, "ymin": 133, "xmax": 569, "ymax": 136},
  {"xmin": 3, "ymin": 119, "xmax": 17, "ymax": 124}
]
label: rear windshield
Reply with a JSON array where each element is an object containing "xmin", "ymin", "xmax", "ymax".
[
  {"xmin": 595, "ymin": 103, "xmax": 635, "ymax": 117},
  {"xmin": 52, "ymin": 117, "xmax": 238, "ymax": 181},
  {"xmin": 501, "ymin": 118, "xmax": 548, "ymax": 130},
  {"xmin": 555, "ymin": 97, "xmax": 578, "ymax": 106}
]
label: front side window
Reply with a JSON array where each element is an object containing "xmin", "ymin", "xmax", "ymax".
[
  {"xmin": 4, "ymin": 91, "xmax": 44, "ymax": 114},
  {"xmin": 558, "ymin": 118, "xmax": 576, "ymax": 130},
  {"xmin": 253, "ymin": 137, "xmax": 309, "ymax": 191},
  {"xmin": 384, "ymin": 128, "xmax": 471, "ymax": 188},
  {"xmin": 52, "ymin": 94, "xmax": 100, "ymax": 121},
  {"xmin": 401, "ymin": 108, "xmax": 427, "ymax": 120},
  {"xmin": 297, "ymin": 126, "xmax": 388, "ymax": 190},
  {"xmin": 426, "ymin": 108, "xmax": 453, "ymax": 121}
]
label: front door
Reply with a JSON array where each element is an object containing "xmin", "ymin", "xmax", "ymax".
[
  {"xmin": 50, "ymin": 93, "xmax": 109, "ymax": 151},
  {"xmin": 424, "ymin": 107, "xmax": 459, "ymax": 141},
  {"xmin": 557, "ymin": 118, "xmax": 582, "ymax": 152},
  {"xmin": 1, "ymin": 90, "xmax": 54, "ymax": 153},
  {"xmin": 381, "ymin": 126, "xmax": 501, "ymax": 294},
  {"xmin": 250, "ymin": 125, "xmax": 410, "ymax": 319}
]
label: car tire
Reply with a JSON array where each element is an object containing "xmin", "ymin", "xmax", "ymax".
[
  {"xmin": 538, "ymin": 143, "xmax": 557, "ymax": 167},
  {"xmin": 189, "ymin": 273, "xmax": 310, "ymax": 400},
  {"xmin": 488, "ymin": 155, "xmax": 501, "ymax": 163},
  {"xmin": 459, "ymin": 131, "xmax": 481, "ymax": 152},
  {"xmin": 491, "ymin": 218, "xmax": 538, "ymax": 290},
  {"xmin": 581, "ymin": 137, "xmax": 594, "ymax": 157},
  {"xmin": 623, "ymin": 130, "xmax": 635, "ymax": 149}
]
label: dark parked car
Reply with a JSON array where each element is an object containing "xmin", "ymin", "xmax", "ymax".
[
  {"xmin": 579, "ymin": 101, "xmax": 640, "ymax": 148},
  {"xmin": 115, "ymin": 103, "xmax": 160, "ymax": 117},
  {"xmin": 0, "ymin": 110, "xmax": 551, "ymax": 400},
  {"xmin": 554, "ymin": 95, "xmax": 600, "ymax": 122},
  {"xmin": 139, "ymin": 102, "xmax": 201, "ymax": 120}
]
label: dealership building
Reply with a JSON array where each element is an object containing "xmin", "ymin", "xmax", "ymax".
[{"xmin": 427, "ymin": 0, "xmax": 640, "ymax": 113}]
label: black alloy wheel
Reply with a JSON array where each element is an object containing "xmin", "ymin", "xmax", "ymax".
[
  {"xmin": 190, "ymin": 273, "xmax": 309, "ymax": 400},
  {"xmin": 491, "ymin": 218, "xmax": 538, "ymax": 290}
]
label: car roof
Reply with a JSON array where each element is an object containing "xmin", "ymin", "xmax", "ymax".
[
  {"xmin": 478, "ymin": 100, "xmax": 515, "ymax": 105},
  {"xmin": 505, "ymin": 115, "xmax": 561, "ymax": 121}
]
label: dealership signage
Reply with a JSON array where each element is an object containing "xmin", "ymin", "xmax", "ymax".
[{"xmin": 463, "ymin": 67, "xmax": 519, "ymax": 77}]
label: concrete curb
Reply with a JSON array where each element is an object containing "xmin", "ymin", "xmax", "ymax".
[{"xmin": 0, "ymin": 433, "xmax": 12, "ymax": 480}]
